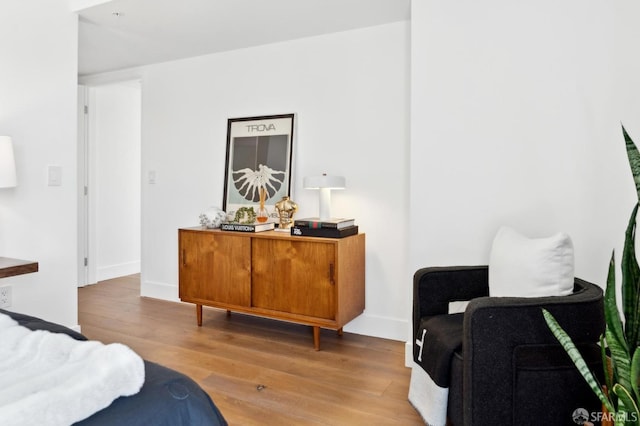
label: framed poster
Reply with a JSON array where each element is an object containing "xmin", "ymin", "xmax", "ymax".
[{"xmin": 222, "ymin": 114, "xmax": 295, "ymax": 222}]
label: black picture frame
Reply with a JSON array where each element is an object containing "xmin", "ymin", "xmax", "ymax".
[{"xmin": 222, "ymin": 114, "xmax": 295, "ymax": 222}]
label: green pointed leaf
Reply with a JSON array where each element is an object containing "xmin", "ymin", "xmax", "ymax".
[
  {"xmin": 606, "ymin": 252, "xmax": 630, "ymax": 359},
  {"xmin": 603, "ymin": 334, "xmax": 615, "ymax": 397},
  {"xmin": 631, "ymin": 348, "xmax": 640, "ymax": 403},
  {"xmin": 602, "ymin": 336, "xmax": 621, "ymax": 408},
  {"xmin": 543, "ymin": 309, "xmax": 614, "ymax": 412},
  {"xmin": 607, "ymin": 325, "xmax": 632, "ymax": 393},
  {"xmin": 623, "ymin": 125, "xmax": 640, "ymax": 201},
  {"xmin": 621, "ymin": 204, "xmax": 640, "ymax": 347},
  {"xmin": 613, "ymin": 383, "xmax": 640, "ymax": 426}
]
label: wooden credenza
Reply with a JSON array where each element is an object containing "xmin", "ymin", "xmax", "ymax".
[{"xmin": 178, "ymin": 227, "xmax": 365, "ymax": 350}]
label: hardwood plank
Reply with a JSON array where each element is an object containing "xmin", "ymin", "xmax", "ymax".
[{"xmin": 78, "ymin": 274, "xmax": 422, "ymax": 425}]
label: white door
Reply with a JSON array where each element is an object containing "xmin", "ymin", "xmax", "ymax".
[{"xmin": 77, "ymin": 81, "xmax": 142, "ymax": 287}]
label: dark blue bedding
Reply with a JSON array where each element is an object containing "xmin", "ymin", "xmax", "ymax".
[{"xmin": 1, "ymin": 309, "xmax": 227, "ymax": 426}]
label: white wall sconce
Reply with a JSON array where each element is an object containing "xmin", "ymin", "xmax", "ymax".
[
  {"xmin": 0, "ymin": 136, "xmax": 17, "ymax": 188},
  {"xmin": 303, "ymin": 174, "xmax": 345, "ymax": 221}
]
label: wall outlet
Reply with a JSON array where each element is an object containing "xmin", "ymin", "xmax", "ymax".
[{"xmin": 0, "ymin": 285, "xmax": 12, "ymax": 308}]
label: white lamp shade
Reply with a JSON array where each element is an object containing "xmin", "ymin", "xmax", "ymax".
[
  {"xmin": 0, "ymin": 136, "xmax": 17, "ymax": 188},
  {"xmin": 303, "ymin": 174, "xmax": 346, "ymax": 221},
  {"xmin": 303, "ymin": 175, "xmax": 346, "ymax": 189}
]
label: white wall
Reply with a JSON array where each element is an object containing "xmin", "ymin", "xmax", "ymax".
[
  {"xmin": 80, "ymin": 0, "xmax": 640, "ymax": 349},
  {"xmin": 132, "ymin": 22, "xmax": 410, "ymax": 340},
  {"xmin": 0, "ymin": 1, "xmax": 79, "ymax": 327},
  {"xmin": 7, "ymin": 0, "xmax": 638, "ymax": 349},
  {"xmin": 89, "ymin": 82, "xmax": 141, "ymax": 282},
  {"xmin": 410, "ymin": 0, "xmax": 640, "ymax": 308}
]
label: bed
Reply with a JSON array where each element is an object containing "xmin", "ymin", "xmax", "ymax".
[{"xmin": 0, "ymin": 309, "xmax": 227, "ymax": 426}]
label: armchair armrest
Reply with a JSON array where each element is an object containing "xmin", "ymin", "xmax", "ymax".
[
  {"xmin": 413, "ymin": 266, "xmax": 489, "ymax": 338},
  {"xmin": 461, "ymin": 278, "xmax": 604, "ymax": 425}
]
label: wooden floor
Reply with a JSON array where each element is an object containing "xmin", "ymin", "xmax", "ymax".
[{"xmin": 78, "ymin": 274, "xmax": 423, "ymax": 425}]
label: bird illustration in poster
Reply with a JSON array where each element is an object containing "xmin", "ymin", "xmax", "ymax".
[
  {"xmin": 228, "ymin": 134, "xmax": 289, "ymax": 204},
  {"xmin": 233, "ymin": 164, "xmax": 285, "ymax": 203}
]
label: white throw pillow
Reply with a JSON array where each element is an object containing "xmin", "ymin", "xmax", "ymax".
[{"xmin": 489, "ymin": 226, "xmax": 575, "ymax": 297}]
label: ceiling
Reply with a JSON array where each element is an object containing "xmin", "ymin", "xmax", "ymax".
[{"xmin": 77, "ymin": 0, "xmax": 411, "ymax": 76}]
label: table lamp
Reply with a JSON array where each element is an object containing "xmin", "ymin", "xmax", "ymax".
[
  {"xmin": 303, "ymin": 174, "xmax": 345, "ymax": 221},
  {"xmin": 0, "ymin": 136, "xmax": 17, "ymax": 188}
]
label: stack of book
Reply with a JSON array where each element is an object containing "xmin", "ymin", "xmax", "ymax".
[
  {"xmin": 290, "ymin": 218, "xmax": 358, "ymax": 238},
  {"xmin": 220, "ymin": 221, "xmax": 275, "ymax": 233}
]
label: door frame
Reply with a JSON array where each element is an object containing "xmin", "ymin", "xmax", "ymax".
[{"xmin": 77, "ymin": 78, "xmax": 142, "ymax": 287}]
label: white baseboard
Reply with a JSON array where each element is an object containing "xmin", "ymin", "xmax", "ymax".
[
  {"xmin": 141, "ymin": 279, "xmax": 179, "ymax": 302},
  {"xmin": 97, "ymin": 261, "xmax": 140, "ymax": 282},
  {"xmin": 139, "ymin": 280, "xmax": 410, "ymax": 342},
  {"xmin": 343, "ymin": 312, "xmax": 409, "ymax": 342}
]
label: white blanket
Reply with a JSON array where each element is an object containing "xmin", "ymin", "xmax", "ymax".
[
  {"xmin": 0, "ymin": 313, "xmax": 145, "ymax": 426},
  {"xmin": 408, "ymin": 362, "xmax": 448, "ymax": 426}
]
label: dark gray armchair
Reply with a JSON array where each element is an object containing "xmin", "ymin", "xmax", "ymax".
[{"xmin": 412, "ymin": 266, "xmax": 605, "ymax": 425}]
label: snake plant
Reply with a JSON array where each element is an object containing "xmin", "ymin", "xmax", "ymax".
[{"xmin": 543, "ymin": 125, "xmax": 640, "ymax": 425}]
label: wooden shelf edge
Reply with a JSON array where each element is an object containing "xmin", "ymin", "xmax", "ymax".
[{"xmin": 0, "ymin": 257, "xmax": 38, "ymax": 279}]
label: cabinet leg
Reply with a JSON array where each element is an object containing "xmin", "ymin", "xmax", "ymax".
[
  {"xmin": 196, "ymin": 304, "xmax": 203, "ymax": 326},
  {"xmin": 313, "ymin": 326, "xmax": 320, "ymax": 351},
  {"xmin": 337, "ymin": 327, "xmax": 343, "ymax": 336},
  {"xmin": 226, "ymin": 310, "xmax": 231, "ymax": 317}
]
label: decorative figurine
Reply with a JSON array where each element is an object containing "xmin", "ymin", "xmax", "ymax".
[
  {"xmin": 199, "ymin": 207, "xmax": 226, "ymax": 228},
  {"xmin": 275, "ymin": 196, "xmax": 298, "ymax": 230}
]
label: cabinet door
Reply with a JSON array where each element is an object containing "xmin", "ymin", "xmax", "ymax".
[
  {"xmin": 179, "ymin": 231, "xmax": 251, "ymax": 307},
  {"xmin": 252, "ymin": 239, "xmax": 335, "ymax": 319}
]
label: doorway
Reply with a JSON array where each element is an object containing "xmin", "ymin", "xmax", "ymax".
[{"xmin": 78, "ymin": 81, "xmax": 142, "ymax": 287}]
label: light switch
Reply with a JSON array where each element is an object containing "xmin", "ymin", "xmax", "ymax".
[
  {"xmin": 47, "ymin": 166, "xmax": 62, "ymax": 186},
  {"xmin": 148, "ymin": 170, "xmax": 156, "ymax": 184}
]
